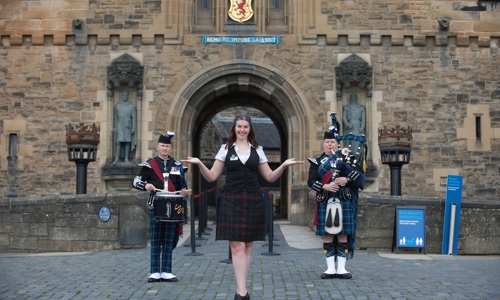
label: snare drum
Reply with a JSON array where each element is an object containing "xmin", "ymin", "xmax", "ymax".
[{"xmin": 153, "ymin": 193, "xmax": 186, "ymax": 222}]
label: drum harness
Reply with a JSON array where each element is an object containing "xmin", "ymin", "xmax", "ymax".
[{"xmin": 147, "ymin": 157, "xmax": 175, "ymax": 208}]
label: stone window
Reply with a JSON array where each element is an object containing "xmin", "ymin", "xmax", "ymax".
[
  {"xmin": 193, "ymin": 0, "xmax": 215, "ymax": 33},
  {"xmin": 8, "ymin": 133, "xmax": 17, "ymax": 157},
  {"xmin": 475, "ymin": 114, "xmax": 482, "ymax": 142}
]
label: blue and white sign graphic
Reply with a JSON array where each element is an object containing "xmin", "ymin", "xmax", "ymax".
[
  {"xmin": 99, "ymin": 207, "xmax": 111, "ymax": 222},
  {"xmin": 396, "ymin": 207, "xmax": 426, "ymax": 249}
]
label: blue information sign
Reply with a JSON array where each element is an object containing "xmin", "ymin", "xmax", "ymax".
[
  {"xmin": 99, "ymin": 207, "xmax": 111, "ymax": 222},
  {"xmin": 442, "ymin": 175, "xmax": 463, "ymax": 255},
  {"xmin": 394, "ymin": 206, "xmax": 426, "ymax": 254}
]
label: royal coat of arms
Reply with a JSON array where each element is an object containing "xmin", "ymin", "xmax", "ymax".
[{"xmin": 228, "ymin": 0, "xmax": 254, "ymax": 23}]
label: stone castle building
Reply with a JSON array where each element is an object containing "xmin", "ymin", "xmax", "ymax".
[{"xmin": 1, "ymin": 1, "xmax": 499, "ymax": 225}]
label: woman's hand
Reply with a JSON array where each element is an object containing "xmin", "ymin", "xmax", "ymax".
[
  {"xmin": 281, "ymin": 158, "xmax": 304, "ymax": 169},
  {"xmin": 181, "ymin": 157, "xmax": 201, "ymax": 165}
]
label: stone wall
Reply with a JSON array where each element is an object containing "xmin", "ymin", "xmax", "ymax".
[
  {"xmin": 356, "ymin": 195, "xmax": 500, "ymax": 255},
  {"xmin": 0, "ymin": 193, "xmax": 148, "ymax": 253},
  {"xmin": 2, "ymin": 192, "xmax": 498, "ymax": 254}
]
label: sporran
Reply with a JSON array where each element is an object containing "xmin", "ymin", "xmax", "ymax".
[{"xmin": 325, "ymin": 198, "xmax": 342, "ymax": 235}]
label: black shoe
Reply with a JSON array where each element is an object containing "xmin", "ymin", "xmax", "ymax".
[
  {"xmin": 337, "ymin": 273, "xmax": 352, "ymax": 279},
  {"xmin": 234, "ymin": 292, "xmax": 250, "ymax": 300},
  {"xmin": 161, "ymin": 277, "xmax": 178, "ymax": 282},
  {"xmin": 147, "ymin": 277, "xmax": 161, "ymax": 283},
  {"xmin": 320, "ymin": 273, "xmax": 337, "ymax": 279}
]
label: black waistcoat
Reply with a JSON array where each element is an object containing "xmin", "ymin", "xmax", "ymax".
[{"xmin": 223, "ymin": 146, "xmax": 260, "ymax": 193}]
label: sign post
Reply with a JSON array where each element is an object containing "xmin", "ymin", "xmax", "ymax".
[
  {"xmin": 442, "ymin": 175, "xmax": 463, "ymax": 255},
  {"xmin": 392, "ymin": 206, "xmax": 426, "ymax": 254}
]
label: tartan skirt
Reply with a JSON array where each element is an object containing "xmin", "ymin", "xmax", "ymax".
[
  {"xmin": 216, "ymin": 189, "xmax": 266, "ymax": 242},
  {"xmin": 315, "ymin": 198, "xmax": 356, "ymax": 236}
]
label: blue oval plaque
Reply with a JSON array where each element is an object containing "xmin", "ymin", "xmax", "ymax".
[{"xmin": 99, "ymin": 207, "xmax": 111, "ymax": 222}]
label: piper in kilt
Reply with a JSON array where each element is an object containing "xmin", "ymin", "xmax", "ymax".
[
  {"xmin": 182, "ymin": 115, "xmax": 302, "ymax": 300},
  {"xmin": 307, "ymin": 114, "xmax": 365, "ymax": 280}
]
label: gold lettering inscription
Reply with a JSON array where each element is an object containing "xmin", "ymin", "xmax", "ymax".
[{"xmin": 174, "ymin": 203, "xmax": 184, "ymax": 214}]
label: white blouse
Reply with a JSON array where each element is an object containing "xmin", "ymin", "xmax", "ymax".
[{"xmin": 215, "ymin": 143, "xmax": 268, "ymax": 165}]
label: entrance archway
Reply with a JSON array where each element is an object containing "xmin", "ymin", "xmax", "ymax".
[{"xmin": 167, "ymin": 61, "xmax": 314, "ymax": 223}]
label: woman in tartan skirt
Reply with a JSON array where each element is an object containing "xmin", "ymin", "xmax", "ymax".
[{"xmin": 182, "ymin": 115, "xmax": 302, "ymax": 300}]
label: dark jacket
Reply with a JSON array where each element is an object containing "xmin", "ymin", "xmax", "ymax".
[{"xmin": 132, "ymin": 156, "xmax": 187, "ymax": 207}]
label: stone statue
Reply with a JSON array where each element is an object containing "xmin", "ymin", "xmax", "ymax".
[
  {"xmin": 112, "ymin": 90, "xmax": 136, "ymax": 164},
  {"xmin": 342, "ymin": 93, "xmax": 366, "ymax": 135}
]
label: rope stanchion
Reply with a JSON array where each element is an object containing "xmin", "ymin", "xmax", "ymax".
[
  {"xmin": 184, "ymin": 193, "xmax": 203, "ymax": 256},
  {"xmin": 262, "ymin": 191, "xmax": 280, "ymax": 256},
  {"xmin": 219, "ymin": 243, "xmax": 232, "ymax": 264},
  {"xmin": 197, "ymin": 191, "xmax": 208, "ymax": 240},
  {"xmin": 200, "ymin": 192, "xmax": 210, "ymax": 236},
  {"xmin": 204, "ymin": 187, "xmax": 217, "ymax": 232}
]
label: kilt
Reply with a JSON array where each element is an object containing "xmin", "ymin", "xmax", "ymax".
[
  {"xmin": 216, "ymin": 189, "xmax": 266, "ymax": 242},
  {"xmin": 149, "ymin": 209, "xmax": 180, "ymax": 273},
  {"xmin": 316, "ymin": 198, "xmax": 356, "ymax": 236}
]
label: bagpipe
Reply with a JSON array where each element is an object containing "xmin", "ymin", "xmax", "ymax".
[{"xmin": 316, "ymin": 113, "xmax": 367, "ymax": 203}]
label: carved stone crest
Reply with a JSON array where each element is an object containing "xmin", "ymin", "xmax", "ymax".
[
  {"xmin": 228, "ymin": 0, "xmax": 254, "ymax": 23},
  {"xmin": 335, "ymin": 54, "xmax": 373, "ymax": 99},
  {"xmin": 106, "ymin": 54, "xmax": 144, "ymax": 101}
]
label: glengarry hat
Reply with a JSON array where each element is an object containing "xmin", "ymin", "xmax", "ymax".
[{"xmin": 158, "ymin": 131, "xmax": 175, "ymax": 144}]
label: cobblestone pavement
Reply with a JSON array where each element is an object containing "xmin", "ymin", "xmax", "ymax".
[{"xmin": 1, "ymin": 223, "xmax": 499, "ymax": 300}]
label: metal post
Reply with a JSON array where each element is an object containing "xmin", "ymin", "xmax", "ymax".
[
  {"xmin": 75, "ymin": 161, "xmax": 89, "ymax": 194},
  {"xmin": 220, "ymin": 243, "xmax": 232, "ymax": 264},
  {"xmin": 262, "ymin": 192, "xmax": 279, "ymax": 256},
  {"xmin": 201, "ymin": 192, "xmax": 209, "ymax": 236},
  {"xmin": 196, "ymin": 192, "xmax": 208, "ymax": 241},
  {"xmin": 185, "ymin": 194, "xmax": 203, "ymax": 256},
  {"xmin": 66, "ymin": 123, "xmax": 99, "ymax": 195},
  {"xmin": 448, "ymin": 203, "xmax": 457, "ymax": 255},
  {"xmin": 389, "ymin": 164, "xmax": 402, "ymax": 196}
]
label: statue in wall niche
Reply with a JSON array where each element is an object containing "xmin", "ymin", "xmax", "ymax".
[
  {"xmin": 112, "ymin": 90, "xmax": 136, "ymax": 164},
  {"xmin": 342, "ymin": 93, "xmax": 366, "ymax": 136}
]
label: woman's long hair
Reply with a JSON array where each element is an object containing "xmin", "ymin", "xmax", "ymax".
[{"xmin": 226, "ymin": 115, "xmax": 259, "ymax": 149}]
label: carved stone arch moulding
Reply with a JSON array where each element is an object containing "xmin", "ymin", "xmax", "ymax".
[
  {"xmin": 106, "ymin": 53, "xmax": 144, "ymax": 101},
  {"xmin": 335, "ymin": 54, "xmax": 373, "ymax": 100}
]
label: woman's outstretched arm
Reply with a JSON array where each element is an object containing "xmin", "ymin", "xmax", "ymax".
[
  {"xmin": 181, "ymin": 157, "xmax": 225, "ymax": 183},
  {"xmin": 259, "ymin": 158, "xmax": 303, "ymax": 183}
]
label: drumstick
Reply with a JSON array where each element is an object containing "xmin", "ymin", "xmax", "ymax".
[{"xmin": 155, "ymin": 188, "xmax": 192, "ymax": 194}]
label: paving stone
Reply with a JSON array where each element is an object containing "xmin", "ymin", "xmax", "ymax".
[{"xmin": 0, "ymin": 224, "xmax": 499, "ymax": 300}]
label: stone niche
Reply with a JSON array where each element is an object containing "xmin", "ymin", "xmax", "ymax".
[
  {"xmin": 335, "ymin": 54, "xmax": 377, "ymax": 185},
  {"xmin": 102, "ymin": 54, "xmax": 144, "ymax": 191}
]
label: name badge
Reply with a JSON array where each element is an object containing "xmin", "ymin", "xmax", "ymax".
[{"xmin": 230, "ymin": 154, "xmax": 239, "ymax": 161}]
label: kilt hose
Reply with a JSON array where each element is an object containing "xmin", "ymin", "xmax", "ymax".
[
  {"xmin": 216, "ymin": 189, "xmax": 266, "ymax": 242},
  {"xmin": 149, "ymin": 209, "xmax": 180, "ymax": 274}
]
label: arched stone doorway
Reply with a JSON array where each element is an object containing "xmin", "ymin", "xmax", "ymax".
[{"xmin": 165, "ymin": 61, "xmax": 314, "ymax": 224}]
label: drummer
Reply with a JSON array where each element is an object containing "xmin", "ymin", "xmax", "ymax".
[{"xmin": 132, "ymin": 132, "xmax": 188, "ymax": 283}]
